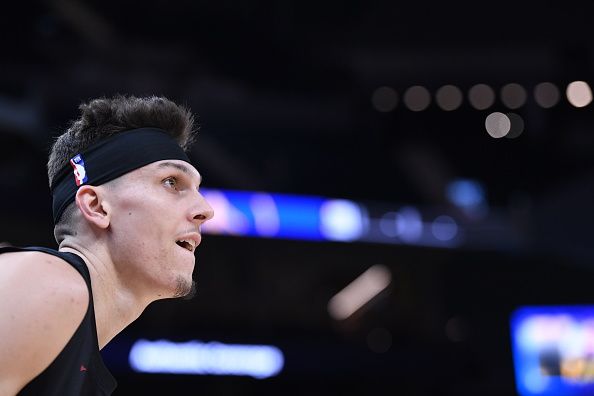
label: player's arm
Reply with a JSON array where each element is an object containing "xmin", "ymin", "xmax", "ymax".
[{"xmin": 0, "ymin": 251, "xmax": 89, "ymax": 396}]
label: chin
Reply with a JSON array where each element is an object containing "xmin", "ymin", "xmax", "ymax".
[
  {"xmin": 172, "ymin": 276, "xmax": 196, "ymax": 299},
  {"xmin": 181, "ymin": 281, "xmax": 197, "ymax": 300}
]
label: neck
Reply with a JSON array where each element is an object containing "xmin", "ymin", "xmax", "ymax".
[{"xmin": 58, "ymin": 240, "xmax": 150, "ymax": 349}]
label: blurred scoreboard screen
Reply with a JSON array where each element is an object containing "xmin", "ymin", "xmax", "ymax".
[{"xmin": 511, "ymin": 306, "xmax": 594, "ymax": 396}]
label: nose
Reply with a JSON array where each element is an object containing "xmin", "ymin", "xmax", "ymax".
[{"xmin": 190, "ymin": 191, "xmax": 214, "ymax": 225}]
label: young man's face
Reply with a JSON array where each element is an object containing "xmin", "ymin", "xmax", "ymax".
[{"xmin": 105, "ymin": 159, "xmax": 213, "ymax": 300}]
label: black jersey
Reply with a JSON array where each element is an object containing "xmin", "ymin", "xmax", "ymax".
[{"xmin": 0, "ymin": 246, "xmax": 117, "ymax": 395}]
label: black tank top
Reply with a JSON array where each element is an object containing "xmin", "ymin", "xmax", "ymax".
[{"xmin": 0, "ymin": 246, "xmax": 117, "ymax": 395}]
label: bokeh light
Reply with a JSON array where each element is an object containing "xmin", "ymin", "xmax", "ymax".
[
  {"xmin": 446, "ymin": 179, "xmax": 486, "ymax": 209},
  {"xmin": 468, "ymin": 84, "xmax": 495, "ymax": 110},
  {"xmin": 485, "ymin": 112, "xmax": 511, "ymax": 138},
  {"xmin": 320, "ymin": 199, "xmax": 365, "ymax": 241},
  {"xmin": 505, "ymin": 112, "xmax": 525, "ymax": 139},
  {"xmin": 328, "ymin": 265, "xmax": 392, "ymax": 320},
  {"xmin": 436, "ymin": 85, "xmax": 463, "ymax": 111},
  {"xmin": 501, "ymin": 83, "xmax": 527, "ymax": 109},
  {"xmin": 371, "ymin": 86, "xmax": 398, "ymax": 112},
  {"xmin": 404, "ymin": 85, "xmax": 431, "ymax": 111},
  {"xmin": 534, "ymin": 82, "xmax": 560, "ymax": 108},
  {"xmin": 566, "ymin": 81, "xmax": 593, "ymax": 108},
  {"xmin": 431, "ymin": 215, "xmax": 458, "ymax": 241},
  {"xmin": 445, "ymin": 316, "xmax": 468, "ymax": 343},
  {"xmin": 379, "ymin": 212, "xmax": 402, "ymax": 238},
  {"xmin": 395, "ymin": 207, "xmax": 423, "ymax": 242}
]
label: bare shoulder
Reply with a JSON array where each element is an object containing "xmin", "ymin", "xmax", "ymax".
[
  {"xmin": 0, "ymin": 251, "xmax": 89, "ymax": 301},
  {"xmin": 0, "ymin": 251, "xmax": 89, "ymax": 395}
]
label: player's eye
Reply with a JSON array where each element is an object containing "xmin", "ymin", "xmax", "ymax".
[{"xmin": 163, "ymin": 177, "xmax": 178, "ymax": 189}]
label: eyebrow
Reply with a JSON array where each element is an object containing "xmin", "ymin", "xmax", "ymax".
[{"xmin": 157, "ymin": 161, "xmax": 202, "ymax": 185}]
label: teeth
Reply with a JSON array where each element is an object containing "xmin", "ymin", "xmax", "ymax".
[{"xmin": 184, "ymin": 240, "xmax": 196, "ymax": 249}]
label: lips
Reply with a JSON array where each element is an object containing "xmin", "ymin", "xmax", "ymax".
[{"xmin": 175, "ymin": 233, "xmax": 201, "ymax": 253}]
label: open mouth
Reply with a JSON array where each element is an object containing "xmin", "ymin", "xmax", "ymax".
[{"xmin": 175, "ymin": 240, "xmax": 195, "ymax": 252}]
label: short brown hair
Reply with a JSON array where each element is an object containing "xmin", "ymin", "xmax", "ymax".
[
  {"xmin": 48, "ymin": 95, "xmax": 197, "ymax": 244},
  {"xmin": 48, "ymin": 95, "xmax": 196, "ymax": 189}
]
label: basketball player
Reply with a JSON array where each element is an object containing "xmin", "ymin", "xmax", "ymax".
[{"xmin": 0, "ymin": 95, "xmax": 214, "ymax": 395}]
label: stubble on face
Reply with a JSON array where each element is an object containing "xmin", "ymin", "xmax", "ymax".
[{"xmin": 173, "ymin": 276, "xmax": 197, "ymax": 300}]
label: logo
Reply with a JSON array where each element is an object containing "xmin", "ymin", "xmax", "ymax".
[{"xmin": 70, "ymin": 154, "xmax": 88, "ymax": 186}]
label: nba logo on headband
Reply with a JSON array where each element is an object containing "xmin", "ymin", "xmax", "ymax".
[{"xmin": 70, "ymin": 154, "xmax": 88, "ymax": 186}]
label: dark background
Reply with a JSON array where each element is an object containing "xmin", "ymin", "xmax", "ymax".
[{"xmin": 1, "ymin": 1, "xmax": 593, "ymax": 395}]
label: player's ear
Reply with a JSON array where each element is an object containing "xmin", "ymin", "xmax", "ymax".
[{"xmin": 75, "ymin": 185, "xmax": 111, "ymax": 229}]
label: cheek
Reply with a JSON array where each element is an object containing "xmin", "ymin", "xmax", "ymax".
[
  {"xmin": 112, "ymin": 186, "xmax": 159, "ymax": 223},
  {"xmin": 119, "ymin": 202, "xmax": 175, "ymax": 250},
  {"xmin": 109, "ymin": 187, "xmax": 179, "ymax": 254},
  {"xmin": 120, "ymin": 207, "xmax": 164, "ymax": 238},
  {"xmin": 111, "ymin": 210, "xmax": 174, "ymax": 270},
  {"xmin": 111, "ymin": 197, "xmax": 161, "ymax": 242}
]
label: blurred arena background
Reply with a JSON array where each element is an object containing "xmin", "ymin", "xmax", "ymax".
[{"xmin": 1, "ymin": 1, "xmax": 594, "ymax": 395}]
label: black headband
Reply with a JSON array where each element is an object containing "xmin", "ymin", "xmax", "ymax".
[{"xmin": 50, "ymin": 127, "xmax": 191, "ymax": 224}]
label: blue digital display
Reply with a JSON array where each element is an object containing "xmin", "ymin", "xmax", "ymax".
[
  {"xmin": 199, "ymin": 187, "xmax": 461, "ymax": 247},
  {"xmin": 510, "ymin": 306, "xmax": 594, "ymax": 396},
  {"xmin": 200, "ymin": 188, "xmax": 365, "ymax": 242},
  {"xmin": 128, "ymin": 339, "xmax": 284, "ymax": 379}
]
